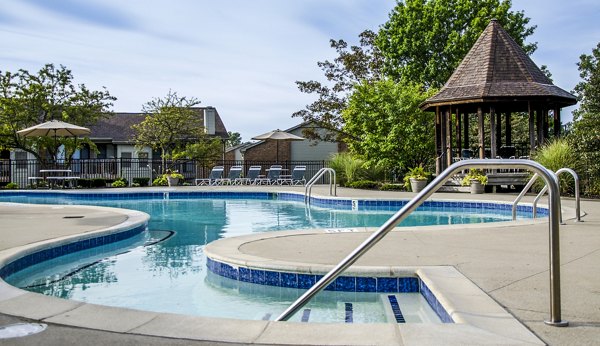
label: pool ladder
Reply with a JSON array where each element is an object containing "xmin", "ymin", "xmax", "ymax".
[
  {"xmin": 512, "ymin": 167, "xmax": 581, "ymax": 222},
  {"xmin": 305, "ymin": 168, "xmax": 336, "ymax": 204},
  {"xmin": 277, "ymin": 159, "xmax": 569, "ymax": 327}
]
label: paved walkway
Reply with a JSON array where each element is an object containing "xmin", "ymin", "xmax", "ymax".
[{"xmin": 0, "ymin": 187, "xmax": 598, "ymax": 345}]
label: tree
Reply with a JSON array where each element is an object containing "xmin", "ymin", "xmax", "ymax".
[
  {"xmin": 377, "ymin": 0, "xmax": 536, "ymax": 88},
  {"xmin": 226, "ymin": 131, "xmax": 242, "ymax": 147},
  {"xmin": 0, "ymin": 64, "xmax": 115, "ymax": 163},
  {"xmin": 342, "ymin": 80, "xmax": 437, "ymax": 172},
  {"xmin": 132, "ymin": 90, "xmax": 218, "ymax": 171},
  {"xmin": 569, "ymin": 42, "xmax": 600, "ymax": 194},
  {"xmin": 292, "ymin": 30, "xmax": 384, "ymax": 141}
]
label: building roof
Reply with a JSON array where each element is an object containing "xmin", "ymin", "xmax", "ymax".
[
  {"xmin": 88, "ymin": 107, "xmax": 229, "ymax": 144},
  {"xmin": 421, "ymin": 19, "xmax": 577, "ymax": 111}
]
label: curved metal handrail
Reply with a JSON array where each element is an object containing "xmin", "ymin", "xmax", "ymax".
[
  {"xmin": 277, "ymin": 159, "xmax": 567, "ymax": 327},
  {"xmin": 512, "ymin": 173, "xmax": 539, "ymax": 220},
  {"xmin": 305, "ymin": 168, "xmax": 336, "ymax": 203},
  {"xmin": 533, "ymin": 168, "xmax": 581, "ymax": 222}
]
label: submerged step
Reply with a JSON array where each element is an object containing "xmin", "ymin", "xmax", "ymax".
[{"xmin": 345, "ymin": 302, "xmax": 353, "ymax": 323}]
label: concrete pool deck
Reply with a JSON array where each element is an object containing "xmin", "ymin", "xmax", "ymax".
[{"xmin": 0, "ymin": 186, "xmax": 599, "ymax": 345}]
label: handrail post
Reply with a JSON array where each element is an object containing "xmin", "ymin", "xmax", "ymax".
[
  {"xmin": 277, "ymin": 159, "xmax": 567, "ymax": 327},
  {"xmin": 512, "ymin": 173, "xmax": 538, "ymax": 220},
  {"xmin": 555, "ymin": 168, "xmax": 581, "ymax": 222},
  {"xmin": 305, "ymin": 168, "xmax": 336, "ymax": 204}
]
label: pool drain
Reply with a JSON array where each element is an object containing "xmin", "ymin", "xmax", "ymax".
[{"xmin": 0, "ymin": 323, "xmax": 47, "ymax": 339}]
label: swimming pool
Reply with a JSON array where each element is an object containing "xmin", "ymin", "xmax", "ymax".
[{"xmin": 0, "ymin": 191, "xmax": 539, "ymax": 322}]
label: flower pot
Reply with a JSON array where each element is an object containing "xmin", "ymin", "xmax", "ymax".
[
  {"xmin": 410, "ymin": 178, "xmax": 428, "ymax": 193},
  {"xmin": 167, "ymin": 176, "xmax": 179, "ymax": 187},
  {"xmin": 470, "ymin": 180, "xmax": 485, "ymax": 194}
]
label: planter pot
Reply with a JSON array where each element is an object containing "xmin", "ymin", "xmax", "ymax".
[
  {"xmin": 410, "ymin": 178, "xmax": 428, "ymax": 193},
  {"xmin": 470, "ymin": 180, "xmax": 485, "ymax": 194},
  {"xmin": 167, "ymin": 176, "xmax": 180, "ymax": 187}
]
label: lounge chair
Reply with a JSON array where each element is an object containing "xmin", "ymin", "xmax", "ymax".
[
  {"xmin": 235, "ymin": 165, "xmax": 262, "ymax": 185},
  {"xmin": 255, "ymin": 165, "xmax": 282, "ymax": 185},
  {"xmin": 278, "ymin": 165, "xmax": 306, "ymax": 185},
  {"xmin": 218, "ymin": 166, "xmax": 243, "ymax": 185},
  {"xmin": 195, "ymin": 166, "xmax": 224, "ymax": 186}
]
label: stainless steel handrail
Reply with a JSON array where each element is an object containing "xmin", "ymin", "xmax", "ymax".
[
  {"xmin": 512, "ymin": 173, "xmax": 539, "ymax": 221},
  {"xmin": 305, "ymin": 168, "xmax": 336, "ymax": 203},
  {"xmin": 276, "ymin": 159, "xmax": 568, "ymax": 327},
  {"xmin": 533, "ymin": 168, "xmax": 581, "ymax": 222}
]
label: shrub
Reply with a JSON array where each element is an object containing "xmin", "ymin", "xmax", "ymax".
[
  {"xmin": 329, "ymin": 152, "xmax": 366, "ymax": 186},
  {"xmin": 133, "ymin": 177, "xmax": 150, "ymax": 186},
  {"xmin": 347, "ymin": 180, "xmax": 380, "ymax": 189},
  {"xmin": 532, "ymin": 138, "xmax": 580, "ymax": 194},
  {"xmin": 379, "ymin": 183, "xmax": 404, "ymax": 191},
  {"xmin": 91, "ymin": 178, "xmax": 107, "ymax": 188},
  {"xmin": 131, "ymin": 183, "xmax": 141, "ymax": 187},
  {"xmin": 153, "ymin": 175, "xmax": 168, "ymax": 186},
  {"xmin": 111, "ymin": 180, "xmax": 127, "ymax": 188},
  {"xmin": 5, "ymin": 182, "xmax": 19, "ymax": 189}
]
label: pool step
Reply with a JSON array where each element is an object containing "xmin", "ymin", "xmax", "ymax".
[{"xmin": 386, "ymin": 295, "xmax": 406, "ymax": 323}]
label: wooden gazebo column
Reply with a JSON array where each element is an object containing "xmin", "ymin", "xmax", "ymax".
[
  {"xmin": 446, "ymin": 108, "xmax": 453, "ymax": 168},
  {"xmin": 528, "ymin": 102, "xmax": 536, "ymax": 154},
  {"xmin": 477, "ymin": 107, "xmax": 485, "ymax": 158},
  {"xmin": 505, "ymin": 112, "xmax": 512, "ymax": 147},
  {"xmin": 554, "ymin": 106, "xmax": 561, "ymax": 137},
  {"xmin": 435, "ymin": 106, "xmax": 443, "ymax": 174},
  {"xmin": 463, "ymin": 111, "xmax": 469, "ymax": 151},
  {"xmin": 490, "ymin": 106, "xmax": 497, "ymax": 159},
  {"xmin": 456, "ymin": 108, "xmax": 462, "ymax": 159}
]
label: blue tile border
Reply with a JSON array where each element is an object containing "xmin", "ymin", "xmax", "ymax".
[
  {"xmin": 206, "ymin": 257, "xmax": 453, "ymax": 323},
  {"xmin": 0, "ymin": 224, "xmax": 147, "ymax": 279},
  {"xmin": 0, "ymin": 190, "xmax": 547, "ymax": 217},
  {"xmin": 420, "ymin": 280, "xmax": 453, "ymax": 323},
  {"xmin": 206, "ymin": 258, "xmax": 420, "ymax": 294}
]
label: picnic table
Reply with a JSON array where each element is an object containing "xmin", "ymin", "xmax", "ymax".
[{"xmin": 29, "ymin": 169, "xmax": 80, "ymax": 189}]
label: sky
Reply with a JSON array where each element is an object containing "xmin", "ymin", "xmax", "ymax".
[{"xmin": 1, "ymin": 0, "xmax": 599, "ymax": 143}]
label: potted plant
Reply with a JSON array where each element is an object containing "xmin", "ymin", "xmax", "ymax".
[
  {"xmin": 461, "ymin": 169, "xmax": 488, "ymax": 194},
  {"xmin": 403, "ymin": 165, "xmax": 430, "ymax": 193},
  {"xmin": 165, "ymin": 169, "xmax": 184, "ymax": 187}
]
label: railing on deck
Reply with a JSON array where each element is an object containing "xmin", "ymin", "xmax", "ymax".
[
  {"xmin": 276, "ymin": 159, "xmax": 569, "ymax": 328},
  {"xmin": 0, "ymin": 158, "xmax": 329, "ymax": 187}
]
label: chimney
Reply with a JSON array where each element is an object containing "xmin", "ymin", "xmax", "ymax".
[{"xmin": 203, "ymin": 107, "xmax": 216, "ymax": 135}]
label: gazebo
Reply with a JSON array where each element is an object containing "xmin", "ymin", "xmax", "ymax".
[{"xmin": 420, "ymin": 19, "xmax": 577, "ymax": 176}]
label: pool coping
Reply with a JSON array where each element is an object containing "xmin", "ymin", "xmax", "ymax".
[
  {"xmin": 204, "ymin": 228, "xmax": 544, "ymax": 344},
  {"xmin": 0, "ymin": 193, "xmax": 559, "ymax": 345}
]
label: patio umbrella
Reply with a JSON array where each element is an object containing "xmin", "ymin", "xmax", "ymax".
[
  {"xmin": 17, "ymin": 119, "xmax": 91, "ymax": 162},
  {"xmin": 252, "ymin": 129, "xmax": 305, "ymax": 162},
  {"xmin": 17, "ymin": 119, "xmax": 91, "ymax": 137}
]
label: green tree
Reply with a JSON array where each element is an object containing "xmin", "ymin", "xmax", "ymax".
[
  {"xmin": 226, "ymin": 131, "xmax": 242, "ymax": 147},
  {"xmin": 342, "ymin": 80, "xmax": 437, "ymax": 172},
  {"xmin": 0, "ymin": 64, "xmax": 115, "ymax": 164},
  {"xmin": 377, "ymin": 0, "xmax": 536, "ymax": 88},
  {"xmin": 292, "ymin": 30, "xmax": 384, "ymax": 141},
  {"xmin": 132, "ymin": 90, "xmax": 218, "ymax": 171},
  {"xmin": 570, "ymin": 42, "xmax": 600, "ymax": 194}
]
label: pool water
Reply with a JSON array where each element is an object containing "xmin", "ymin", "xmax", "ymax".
[{"xmin": 0, "ymin": 194, "xmax": 529, "ymax": 322}]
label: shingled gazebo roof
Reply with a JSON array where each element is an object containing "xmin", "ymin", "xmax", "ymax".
[{"xmin": 421, "ymin": 19, "xmax": 577, "ymax": 111}]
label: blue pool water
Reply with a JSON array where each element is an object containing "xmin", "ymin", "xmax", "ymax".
[{"xmin": 0, "ymin": 192, "xmax": 534, "ymax": 322}]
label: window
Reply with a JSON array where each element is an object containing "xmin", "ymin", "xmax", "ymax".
[
  {"xmin": 138, "ymin": 152, "xmax": 148, "ymax": 168},
  {"xmin": 15, "ymin": 151, "xmax": 27, "ymax": 169},
  {"xmin": 121, "ymin": 152, "xmax": 132, "ymax": 168}
]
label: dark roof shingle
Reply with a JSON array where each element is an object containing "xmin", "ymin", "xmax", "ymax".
[
  {"xmin": 421, "ymin": 20, "xmax": 576, "ymax": 110},
  {"xmin": 88, "ymin": 107, "xmax": 229, "ymax": 143}
]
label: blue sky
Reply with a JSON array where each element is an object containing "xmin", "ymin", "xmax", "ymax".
[{"xmin": 1, "ymin": 1, "xmax": 599, "ymax": 142}]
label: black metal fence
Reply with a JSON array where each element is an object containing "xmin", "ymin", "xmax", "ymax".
[{"xmin": 0, "ymin": 158, "xmax": 329, "ymax": 188}]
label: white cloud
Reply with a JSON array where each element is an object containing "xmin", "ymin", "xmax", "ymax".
[{"xmin": 1, "ymin": 0, "xmax": 596, "ymax": 139}]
